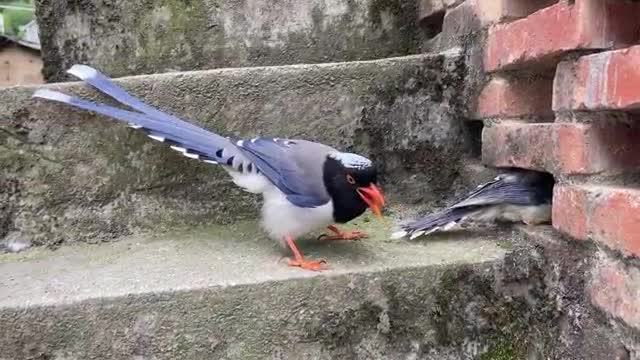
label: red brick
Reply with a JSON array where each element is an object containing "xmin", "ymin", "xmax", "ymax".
[
  {"xmin": 474, "ymin": 76, "xmax": 553, "ymax": 119},
  {"xmin": 554, "ymin": 124, "xmax": 590, "ymax": 174},
  {"xmin": 589, "ymin": 257, "xmax": 640, "ymax": 330},
  {"xmin": 484, "ymin": 0, "xmax": 640, "ymax": 72},
  {"xmin": 552, "ymin": 185, "xmax": 588, "ymax": 241},
  {"xmin": 481, "ymin": 122, "xmax": 553, "ymax": 172},
  {"xmin": 553, "ymin": 185, "xmax": 640, "ymax": 257},
  {"xmin": 554, "ymin": 46, "xmax": 640, "ymax": 111},
  {"xmin": 437, "ymin": 0, "xmax": 558, "ymax": 37},
  {"xmin": 482, "ymin": 121, "xmax": 640, "ymax": 175},
  {"xmin": 556, "ymin": 121, "xmax": 640, "ymax": 175},
  {"xmin": 591, "ymin": 191, "xmax": 640, "ymax": 257}
]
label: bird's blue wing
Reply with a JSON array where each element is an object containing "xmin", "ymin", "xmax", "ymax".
[
  {"xmin": 451, "ymin": 172, "xmax": 552, "ymax": 209},
  {"xmin": 236, "ymin": 138, "xmax": 331, "ymax": 207}
]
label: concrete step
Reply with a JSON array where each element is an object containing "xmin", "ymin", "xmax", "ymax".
[
  {"xmin": 36, "ymin": 0, "xmax": 423, "ymax": 81},
  {"xmin": 0, "ymin": 216, "xmax": 510, "ymax": 359},
  {"xmin": 1, "ymin": 52, "xmax": 478, "ymax": 249}
]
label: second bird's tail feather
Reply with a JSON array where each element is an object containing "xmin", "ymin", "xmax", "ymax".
[{"xmin": 391, "ymin": 205, "xmax": 482, "ymax": 240}]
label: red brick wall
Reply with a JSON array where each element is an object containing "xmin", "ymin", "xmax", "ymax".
[
  {"xmin": 423, "ymin": 0, "xmax": 640, "ymax": 340},
  {"xmin": 486, "ymin": 0, "xmax": 640, "ymax": 337}
]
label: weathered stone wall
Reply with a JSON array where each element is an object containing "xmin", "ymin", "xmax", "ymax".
[{"xmin": 35, "ymin": 0, "xmax": 422, "ymax": 82}]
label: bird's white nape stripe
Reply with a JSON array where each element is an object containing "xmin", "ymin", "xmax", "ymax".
[{"xmin": 329, "ymin": 152, "xmax": 373, "ymax": 169}]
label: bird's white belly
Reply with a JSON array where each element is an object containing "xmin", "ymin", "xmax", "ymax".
[
  {"xmin": 260, "ymin": 187, "xmax": 334, "ymax": 243},
  {"xmin": 470, "ymin": 204, "xmax": 551, "ymax": 225}
]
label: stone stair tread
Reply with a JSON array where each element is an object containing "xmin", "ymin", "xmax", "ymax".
[{"xmin": 0, "ymin": 216, "xmax": 507, "ymax": 309}]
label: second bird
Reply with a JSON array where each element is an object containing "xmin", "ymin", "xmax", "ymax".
[
  {"xmin": 33, "ymin": 65, "xmax": 385, "ymax": 271},
  {"xmin": 392, "ymin": 170, "xmax": 554, "ymax": 240}
]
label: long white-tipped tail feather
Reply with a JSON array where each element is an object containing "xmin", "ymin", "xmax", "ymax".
[
  {"xmin": 33, "ymin": 89, "xmax": 73, "ymax": 103},
  {"xmin": 64, "ymin": 64, "xmax": 208, "ymax": 136},
  {"xmin": 32, "ymin": 87, "xmax": 237, "ymax": 169},
  {"xmin": 67, "ymin": 64, "xmax": 98, "ymax": 79}
]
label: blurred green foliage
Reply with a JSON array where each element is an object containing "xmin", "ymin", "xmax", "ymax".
[{"xmin": 0, "ymin": 0, "xmax": 34, "ymax": 37}]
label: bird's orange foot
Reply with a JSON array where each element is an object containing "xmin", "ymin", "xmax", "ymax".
[
  {"xmin": 287, "ymin": 258, "xmax": 327, "ymax": 271},
  {"xmin": 284, "ymin": 235, "xmax": 328, "ymax": 272},
  {"xmin": 319, "ymin": 225, "xmax": 369, "ymax": 241}
]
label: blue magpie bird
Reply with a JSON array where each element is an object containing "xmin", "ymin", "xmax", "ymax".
[
  {"xmin": 392, "ymin": 170, "xmax": 553, "ymax": 239},
  {"xmin": 33, "ymin": 65, "xmax": 385, "ymax": 271}
]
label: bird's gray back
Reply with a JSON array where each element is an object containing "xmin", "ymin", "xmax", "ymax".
[{"xmin": 286, "ymin": 139, "xmax": 337, "ymax": 200}]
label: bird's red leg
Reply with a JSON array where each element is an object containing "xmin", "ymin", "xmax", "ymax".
[
  {"xmin": 318, "ymin": 225, "xmax": 369, "ymax": 241},
  {"xmin": 285, "ymin": 236, "xmax": 327, "ymax": 271}
]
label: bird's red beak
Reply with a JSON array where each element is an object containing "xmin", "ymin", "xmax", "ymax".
[{"xmin": 357, "ymin": 184, "xmax": 385, "ymax": 218}]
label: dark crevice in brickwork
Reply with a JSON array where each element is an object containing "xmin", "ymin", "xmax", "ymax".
[
  {"xmin": 511, "ymin": 0, "xmax": 560, "ymax": 19},
  {"xmin": 562, "ymin": 173, "xmax": 640, "ymax": 190},
  {"xmin": 463, "ymin": 120, "xmax": 483, "ymax": 159},
  {"xmin": 419, "ymin": 10, "xmax": 444, "ymax": 39}
]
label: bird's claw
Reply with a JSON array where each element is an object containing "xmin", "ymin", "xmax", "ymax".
[
  {"xmin": 323, "ymin": 225, "xmax": 369, "ymax": 240},
  {"xmin": 288, "ymin": 258, "xmax": 327, "ymax": 271},
  {"xmin": 318, "ymin": 230, "xmax": 369, "ymax": 241}
]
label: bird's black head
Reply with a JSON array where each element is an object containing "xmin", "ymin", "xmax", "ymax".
[{"xmin": 322, "ymin": 152, "xmax": 385, "ymax": 223}]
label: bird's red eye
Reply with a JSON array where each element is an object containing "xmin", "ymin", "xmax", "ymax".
[{"xmin": 346, "ymin": 174, "xmax": 356, "ymax": 184}]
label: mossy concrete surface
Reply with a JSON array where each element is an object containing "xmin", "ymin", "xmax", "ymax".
[
  {"xmin": 1, "ymin": 52, "xmax": 482, "ymax": 249},
  {"xmin": 0, "ymin": 215, "xmax": 511, "ymax": 359},
  {"xmin": 35, "ymin": 0, "xmax": 423, "ymax": 81}
]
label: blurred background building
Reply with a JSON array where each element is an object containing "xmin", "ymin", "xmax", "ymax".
[{"xmin": 0, "ymin": 0, "xmax": 42, "ymax": 87}]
